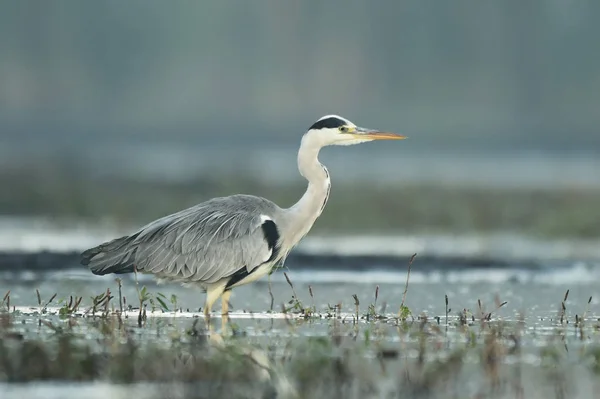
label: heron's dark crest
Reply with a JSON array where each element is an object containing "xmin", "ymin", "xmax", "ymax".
[{"xmin": 308, "ymin": 115, "xmax": 349, "ymax": 131}]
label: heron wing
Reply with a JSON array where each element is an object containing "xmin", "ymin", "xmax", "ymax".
[{"xmin": 86, "ymin": 195, "xmax": 281, "ymax": 284}]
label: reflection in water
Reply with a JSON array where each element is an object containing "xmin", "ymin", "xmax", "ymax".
[{"xmin": 203, "ymin": 314, "xmax": 299, "ymax": 398}]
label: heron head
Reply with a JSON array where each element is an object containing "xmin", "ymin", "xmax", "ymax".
[{"xmin": 304, "ymin": 115, "xmax": 406, "ymax": 146}]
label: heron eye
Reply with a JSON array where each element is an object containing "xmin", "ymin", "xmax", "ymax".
[{"xmin": 339, "ymin": 126, "xmax": 348, "ymax": 133}]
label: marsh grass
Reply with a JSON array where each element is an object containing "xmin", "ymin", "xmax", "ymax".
[{"xmin": 0, "ymin": 265, "xmax": 599, "ymax": 398}]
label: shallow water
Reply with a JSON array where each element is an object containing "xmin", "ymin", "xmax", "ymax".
[
  {"xmin": 1, "ymin": 292, "xmax": 599, "ymax": 399},
  {"xmin": 3, "ymin": 270, "xmax": 599, "ymax": 321},
  {"xmin": 1, "ymin": 223, "xmax": 600, "ymax": 398}
]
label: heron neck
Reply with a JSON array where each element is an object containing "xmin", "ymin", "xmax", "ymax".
[{"xmin": 285, "ymin": 137, "xmax": 330, "ymax": 246}]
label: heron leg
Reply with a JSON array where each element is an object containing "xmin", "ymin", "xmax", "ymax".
[
  {"xmin": 204, "ymin": 281, "xmax": 227, "ymax": 319},
  {"xmin": 221, "ymin": 290, "xmax": 232, "ymax": 316}
]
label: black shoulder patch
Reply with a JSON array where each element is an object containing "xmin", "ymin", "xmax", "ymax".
[
  {"xmin": 261, "ymin": 219, "xmax": 280, "ymax": 262},
  {"xmin": 224, "ymin": 219, "xmax": 281, "ymax": 290},
  {"xmin": 308, "ymin": 116, "xmax": 347, "ymax": 130}
]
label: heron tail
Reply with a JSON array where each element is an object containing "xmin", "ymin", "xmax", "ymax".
[{"xmin": 81, "ymin": 234, "xmax": 139, "ymax": 275}]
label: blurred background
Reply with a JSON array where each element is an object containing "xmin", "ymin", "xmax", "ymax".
[{"xmin": 1, "ymin": 0, "xmax": 600, "ymax": 239}]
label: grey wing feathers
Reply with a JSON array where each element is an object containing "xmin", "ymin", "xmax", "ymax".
[{"xmin": 81, "ymin": 195, "xmax": 281, "ymax": 284}]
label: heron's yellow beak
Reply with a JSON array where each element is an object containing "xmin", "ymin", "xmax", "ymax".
[{"xmin": 352, "ymin": 127, "xmax": 407, "ymax": 140}]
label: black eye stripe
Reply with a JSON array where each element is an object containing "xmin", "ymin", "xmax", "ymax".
[{"xmin": 308, "ymin": 117, "xmax": 347, "ymax": 130}]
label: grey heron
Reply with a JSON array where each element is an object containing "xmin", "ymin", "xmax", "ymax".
[{"xmin": 81, "ymin": 115, "xmax": 406, "ymax": 318}]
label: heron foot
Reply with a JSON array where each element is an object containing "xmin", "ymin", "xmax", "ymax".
[{"xmin": 203, "ymin": 306, "xmax": 211, "ymax": 325}]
